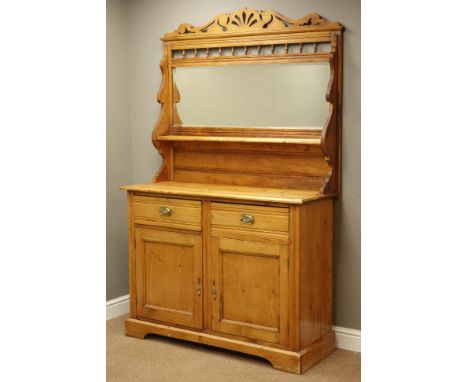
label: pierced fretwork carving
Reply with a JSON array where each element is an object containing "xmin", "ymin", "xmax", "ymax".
[{"xmin": 166, "ymin": 8, "xmax": 341, "ymax": 38}]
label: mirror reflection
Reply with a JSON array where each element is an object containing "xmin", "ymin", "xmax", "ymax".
[{"xmin": 173, "ymin": 62, "xmax": 330, "ymax": 129}]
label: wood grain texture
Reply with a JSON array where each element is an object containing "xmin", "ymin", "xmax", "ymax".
[
  {"xmin": 124, "ymin": 191, "xmax": 336, "ymax": 373},
  {"xmin": 300, "ymin": 331, "xmax": 336, "ymax": 373},
  {"xmin": 174, "ymin": 170, "xmax": 327, "ymax": 192},
  {"xmin": 134, "ymin": 226, "xmax": 203, "ymax": 329},
  {"xmin": 202, "ymin": 200, "xmax": 211, "ymax": 330},
  {"xmin": 149, "ymin": 8, "xmax": 343, "ymax": 196},
  {"xmin": 170, "ymin": 126, "xmax": 322, "ymax": 138},
  {"xmin": 122, "ymin": 8, "xmax": 342, "ymax": 374},
  {"xmin": 173, "ymin": 147, "xmax": 327, "ymax": 173},
  {"xmin": 125, "ymin": 318, "xmax": 335, "ymax": 374},
  {"xmin": 172, "ymin": 147, "xmax": 330, "ymax": 191},
  {"xmin": 157, "ymin": 135, "xmax": 321, "ymax": 145},
  {"xmin": 121, "ymin": 181, "xmax": 331, "ymax": 205},
  {"xmin": 132, "ymin": 195, "xmax": 201, "ymax": 231},
  {"xmin": 126, "ymin": 318, "xmax": 302, "ymax": 373},
  {"xmin": 152, "ymin": 43, "xmax": 173, "ymax": 182},
  {"xmin": 168, "ymin": 32, "xmax": 333, "ymax": 51},
  {"xmin": 210, "ymin": 236, "xmax": 289, "ymax": 345},
  {"xmin": 297, "ymin": 199, "xmax": 334, "ymax": 348},
  {"xmin": 211, "ymin": 202, "xmax": 289, "ymax": 234},
  {"xmin": 290, "ymin": 205, "xmax": 300, "ymax": 351},
  {"xmin": 171, "ymin": 140, "xmax": 325, "ymax": 154},
  {"xmin": 163, "ymin": 8, "xmax": 342, "ymax": 41},
  {"xmin": 320, "ymin": 32, "xmax": 342, "ymax": 195}
]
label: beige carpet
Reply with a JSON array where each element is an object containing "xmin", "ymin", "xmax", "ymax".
[{"xmin": 107, "ymin": 315, "xmax": 360, "ymax": 382}]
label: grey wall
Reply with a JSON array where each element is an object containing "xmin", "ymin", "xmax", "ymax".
[
  {"xmin": 107, "ymin": 0, "xmax": 132, "ymax": 300},
  {"xmin": 107, "ymin": 0, "xmax": 361, "ymax": 330}
]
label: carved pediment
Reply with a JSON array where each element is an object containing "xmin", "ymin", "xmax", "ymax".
[{"xmin": 164, "ymin": 8, "xmax": 341, "ymax": 39}]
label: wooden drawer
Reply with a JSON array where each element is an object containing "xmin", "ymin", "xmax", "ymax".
[
  {"xmin": 210, "ymin": 202, "xmax": 289, "ymax": 234},
  {"xmin": 132, "ymin": 195, "xmax": 201, "ymax": 231}
]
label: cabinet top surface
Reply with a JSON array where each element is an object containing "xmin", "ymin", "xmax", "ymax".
[{"xmin": 121, "ymin": 181, "xmax": 332, "ymax": 205}]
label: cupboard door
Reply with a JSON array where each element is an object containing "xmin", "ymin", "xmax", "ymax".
[
  {"xmin": 135, "ymin": 226, "xmax": 203, "ymax": 329},
  {"xmin": 210, "ymin": 236, "xmax": 289, "ymax": 345}
]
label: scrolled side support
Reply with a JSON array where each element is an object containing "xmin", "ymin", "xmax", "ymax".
[
  {"xmin": 320, "ymin": 32, "xmax": 341, "ymax": 195},
  {"xmin": 152, "ymin": 44, "xmax": 173, "ymax": 182}
]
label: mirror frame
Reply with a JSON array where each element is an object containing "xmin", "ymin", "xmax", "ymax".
[{"xmin": 152, "ymin": 8, "xmax": 343, "ymax": 193}]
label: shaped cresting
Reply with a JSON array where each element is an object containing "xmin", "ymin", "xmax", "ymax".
[{"xmin": 152, "ymin": 8, "xmax": 343, "ymax": 196}]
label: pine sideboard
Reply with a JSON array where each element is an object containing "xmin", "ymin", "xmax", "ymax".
[{"xmin": 121, "ymin": 8, "xmax": 343, "ymax": 374}]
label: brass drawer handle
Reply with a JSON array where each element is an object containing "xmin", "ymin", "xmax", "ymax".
[
  {"xmin": 240, "ymin": 214, "xmax": 254, "ymax": 225},
  {"xmin": 196, "ymin": 278, "xmax": 202, "ymax": 297},
  {"xmin": 159, "ymin": 206, "xmax": 172, "ymax": 217},
  {"xmin": 211, "ymin": 286, "xmax": 217, "ymax": 300}
]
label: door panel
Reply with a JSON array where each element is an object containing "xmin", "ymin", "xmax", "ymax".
[
  {"xmin": 211, "ymin": 237, "xmax": 289, "ymax": 345},
  {"xmin": 135, "ymin": 226, "xmax": 203, "ymax": 329}
]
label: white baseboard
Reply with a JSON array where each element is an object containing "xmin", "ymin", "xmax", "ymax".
[
  {"xmin": 106, "ymin": 295, "xmax": 361, "ymax": 352},
  {"xmin": 106, "ymin": 294, "xmax": 130, "ymax": 320},
  {"xmin": 333, "ymin": 325, "xmax": 361, "ymax": 352}
]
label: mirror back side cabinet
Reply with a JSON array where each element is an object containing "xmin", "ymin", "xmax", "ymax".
[{"xmin": 121, "ymin": 8, "xmax": 344, "ymax": 374}]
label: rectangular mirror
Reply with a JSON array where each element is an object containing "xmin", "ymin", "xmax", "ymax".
[{"xmin": 173, "ymin": 62, "xmax": 330, "ymax": 129}]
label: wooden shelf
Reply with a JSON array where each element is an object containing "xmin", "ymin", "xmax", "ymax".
[
  {"xmin": 156, "ymin": 135, "xmax": 321, "ymax": 145},
  {"xmin": 121, "ymin": 181, "xmax": 333, "ymax": 205}
]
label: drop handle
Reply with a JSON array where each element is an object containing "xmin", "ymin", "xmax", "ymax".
[
  {"xmin": 196, "ymin": 278, "xmax": 202, "ymax": 297},
  {"xmin": 240, "ymin": 214, "xmax": 254, "ymax": 225},
  {"xmin": 159, "ymin": 206, "xmax": 172, "ymax": 217}
]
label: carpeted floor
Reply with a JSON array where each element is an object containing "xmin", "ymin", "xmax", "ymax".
[{"xmin": 107, "ymin": 315, "xmax": 360, "ymax": 382}]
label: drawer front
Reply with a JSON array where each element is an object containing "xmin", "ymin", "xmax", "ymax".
[
  {"xmin": 211, "ymin": 202, "xmax": 289, "ymax": 234},
  {"xmin": 132, "ymin": 195, "xmax": 201, "ymax": 231}
]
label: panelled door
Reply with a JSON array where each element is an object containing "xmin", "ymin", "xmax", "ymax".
[
  {"xmin": 210, "ymin": 236, "xmax": 289, "ymax": 345},
  {"xmin": 135, "ymin": 226, "xmax": 203, "ymax": 329}
]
